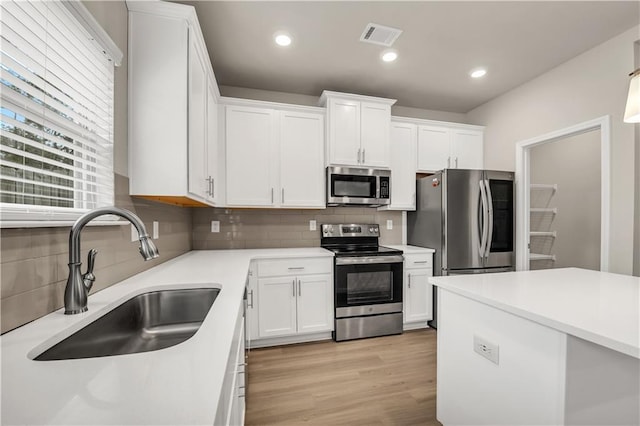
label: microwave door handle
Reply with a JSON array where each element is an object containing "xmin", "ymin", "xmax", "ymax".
[
  {"xmin": 478, "ymin": 180, "xmax": 488, "ymax": 257},
  {"xmin": 484, "ymin": 179, "xmax": 494, "ymax": 258}
]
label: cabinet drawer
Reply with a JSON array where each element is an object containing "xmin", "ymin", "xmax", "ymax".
[
  {"xmin": 404, "ymin": 254, "xmax": 433, "ymax": 269},
  {"xmin": 257, "ymin": 257, "xmax": 332, "ymax": 277}
]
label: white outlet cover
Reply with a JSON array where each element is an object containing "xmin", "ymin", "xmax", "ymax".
[
  {"xmin": 473, "ymin": 335, "xmax": 499, "ymax": 365},
  {"xmin": 211, "ymin": 221, "xmax": 220, "ymax": 233},
  {"xmin": 310, "ymin": 220, "xmax": 317, "ymax": 231},
  {"xmin": 386, "ymin": 219, "xmax": 393, "ymax": 230},
  {"xmin": 153, "ymin": 221, "xmax": 159, "ymax": 239}
]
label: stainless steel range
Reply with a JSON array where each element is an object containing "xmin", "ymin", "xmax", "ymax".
[{"xmin": 321, "ymin": 224, "xmax": 404, "ymax": 341}]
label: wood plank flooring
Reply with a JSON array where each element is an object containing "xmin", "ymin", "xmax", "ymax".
[{"xmin": 245, "ymin": 329, "xmax": 440, "ymax": 425}]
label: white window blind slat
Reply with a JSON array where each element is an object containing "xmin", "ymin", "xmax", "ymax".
[
  {"xmin": 1, "ymin": 101, "xmax": 113, "ymax": 166},
  {"xmin": 1, "ymin": 39, "xmax": 113, "ymax": 117},
  {"xmin": 0, "ymin": 0, "xmax": 115, "ymax": 218},
  {"xmin": 0, "ymin": 67, "xmax": 112, "ymax": 134}
]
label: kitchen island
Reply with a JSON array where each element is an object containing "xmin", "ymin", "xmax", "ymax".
[
  {"xmin": 1, "ymin": 248, "xmax": 333, "ymax": 425},
  {"xmin": 430, "ymin": 268, "xmax": 639, "ymax": 425}
]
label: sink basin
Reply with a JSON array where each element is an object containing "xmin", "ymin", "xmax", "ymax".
[{"xmin": 35, "ymin": 288, "xmax": 220, "ymax": 361}]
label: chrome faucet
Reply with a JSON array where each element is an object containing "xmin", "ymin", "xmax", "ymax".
[{"xmin": 64, "ymin": 207, "xmax": 159, "ymax": 314}]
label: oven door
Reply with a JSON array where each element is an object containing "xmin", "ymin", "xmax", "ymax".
[{"xmin": 334, "ymin": 255, "xmax": 403, "ymax": 318}]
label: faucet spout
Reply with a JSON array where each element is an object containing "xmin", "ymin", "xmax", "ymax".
[{"xmin": 64, "ymin": 207, "xmax": 159, "ymax": 315}]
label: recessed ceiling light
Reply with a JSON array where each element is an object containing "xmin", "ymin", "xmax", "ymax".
[
  {"xmin": 381, "ymin": 50, "xmax": 398, "ymax": 62},
  {"xmin": 274, "ymin": 32, "xmax": 292, "ymax": 47},
  {"xmin": 470, "ymin": 68, "xmax": 487, "ymax": 78}
]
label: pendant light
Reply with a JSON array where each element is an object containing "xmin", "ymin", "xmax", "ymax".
[{"xmin": 624, "ymin": 68, "xmax": 640, "ymax": 123}]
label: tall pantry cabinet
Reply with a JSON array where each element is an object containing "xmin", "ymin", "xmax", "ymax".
[{"xmin": 127, "ymin": 1, "xmax": 220, "ymax": 206}]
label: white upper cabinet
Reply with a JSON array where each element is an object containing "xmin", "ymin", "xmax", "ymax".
[
  {"xmin": 224, "ymin": 100, "xmax": 325, "ymax": 208},
  {"xmin": 451, "ymin": 128, "xmax": 484, "ymax": 170},
  {"xmin": 279, "ymin": 110, "xmax": 325, "ymax": 207},
  {"xmin": 417, "ymin": 123, "xmax": 484, "ymax": 172},
  {"xmin": 225, "ymin": 105, "xmax": 277, "ymax": 206},
  {"xmin": 360, "ymin": 102, "xmax": 391, "ymax": 167},
  {"xmin": 320, "ymin": 91, "xmax": 396, "ymax": 168},
  {"xmin": 128, "ymin": 1, "xmax": 220, "ymax": 207},
  {"xmin": 187, "ymin": 37, "xmax": 208, "ymax": 200},
  {"xmin": 384, "ymin": 121, "xmax": 417, "ymax": 210}
]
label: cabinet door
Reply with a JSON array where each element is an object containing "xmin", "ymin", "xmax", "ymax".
[
  {"xmin": 205, "ymin": 80, "xmax": 218, "ymax": 204},
  {"xmin": 452, "ymin": 129, "xmax": 483, "ymax": 169},
  {"xmin": 360, "ymin": 101, "xmax": 390, "ymax": 167},
  {"xmin": 404, "ymin": 268, "xmax": 433, "ymax": 323},
  {"xmin": 417, "ymin": 125, "xmax": 451, "ymax": 172},
  {"xmin": 296, "ymin": 274, "xmax": 333, "ymax": 334},
  {"xmin": 279, "ymin": 111, "xmax": 325, "ymax": 207},
  {"xmin": 226, "ymin": 106, "xmax": 277, "ymax": 206},
  {"xmin": 328, "ymin": 98, "xmax": 360, "ymax": 166},
  {"xmin": 258, "ymin": 276, "xmax": 297, "ymax": 338},
  {"xmin": 389, "ymin": 122, "xmax": 417, "ymax": 209},
  {"xmin": 187, "ymin": 37, "xmax": 208, "ymax": 200}
]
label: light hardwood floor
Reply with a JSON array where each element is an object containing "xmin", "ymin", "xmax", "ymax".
[{"xmin": 245, "ymin": 329, "xmax": 439, "ymax": 425}]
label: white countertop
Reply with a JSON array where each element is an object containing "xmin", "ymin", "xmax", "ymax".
[
  {"xmin": 1, "ymin": 248, "xmax": 333, "ymax": 425},
  {"xmin": 385, "ymin": 244, "xmax": 435, "ymax": 254},
  {"xmin": 429, "ymin": 268, "xmax": 640, "ymax": 358}
]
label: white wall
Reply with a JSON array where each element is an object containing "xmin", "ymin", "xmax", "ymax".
[{"xmin": 466, "ymin": 26, "xmax": 639, "ymax": 275}]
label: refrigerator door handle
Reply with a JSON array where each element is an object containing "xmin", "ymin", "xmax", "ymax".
[
  {"xmin": 484, "ymin": 179, "xmax": 494, "ymax": 258},
  {"xmin": 478, "ymin": 180, "xmax": 489, "ymax": 257}
]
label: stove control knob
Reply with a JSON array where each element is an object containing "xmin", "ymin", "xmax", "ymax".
[{"xmin": 369, "ymin": 227, "xmax": 375, "ymax": 234}]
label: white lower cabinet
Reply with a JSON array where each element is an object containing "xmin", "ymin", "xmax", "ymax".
[
  {"xmin": 403, "ymin": 253, "xmax": 434, "ymax": 329},
  {"xmin": 248, "ymin": 257, "xmax": 333, "ymax": 347}
]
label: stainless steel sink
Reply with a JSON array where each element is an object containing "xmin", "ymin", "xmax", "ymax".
[{"xmin": 35, "ymin": 288, "xmax": 220, "ymax": 361}]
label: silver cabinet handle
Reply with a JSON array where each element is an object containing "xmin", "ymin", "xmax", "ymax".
[
  {"xmin": 292, "ymin": 279, "xmax": 296, "ymax": 297},
  {"xmin": 357, "ymin": 148, "xmax": 361, "ymax": 163},
  {"xmin": 413, "ymin": 260, "xmax": 428, "ymax": 264},
  {"xmin": 271, "ymin": 188, "xmax": 274, "ymax": 204},
  {"xmin": 288, "ymin": 266, "xmax": 305, "ymax": 270},
  {"xmin": 455, "ymin": 157, "xmax": 458, "ymax": 168},
  {"xmin": 447, "ymin": 157, "xmax": 451, "ymax": 168},
  {"xmin": 298, "ymin": 279, "xmax": 301, "ymax": 296},
  {"xmin": 362, "ymin": 149, "xmax": 365, "ymax": 164},
  {"xmin": 248, "ymin": 289, "xmax": 254, "ymax": 308},
  {"xmin": 282, "ymin": 187, "xmax": 284, "ymax": 204},
  {"xmin": 408, "ymin": 273, "xmax": 411, "ymax": 288},
  {"xmin": 211, "ymin": 177, "xmax": 214, "ymax": 198}
]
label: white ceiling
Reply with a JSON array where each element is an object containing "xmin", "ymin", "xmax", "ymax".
[{"xmin": 172, "ymin": 1, "xmax": 639, "ymax": 113}]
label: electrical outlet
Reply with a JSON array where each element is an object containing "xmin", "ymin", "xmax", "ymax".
[
  {"xmin": 386, "ymin": 219, "xmax": 393, "ymax": 230},
  {"xmin": 211, "ymin": 220, "xmax": 220, "ymax": 233},
  {"xmin": 473, "ymin": 335, "xmax": 499, "ymax": 365},
  {"xmin": 130, "ymin": 224, "xmax": 138, "ymax": 242},
  {"xmin": 153, "ymin": 221, "xmax": 159, "ymax": 239},
  {"xmin": 309, "ymin": 220, "xmax": 317, "ymax": 231}
]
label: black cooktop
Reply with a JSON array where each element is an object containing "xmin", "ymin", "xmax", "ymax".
[{"xmin": 324, "ymin": 245, "xmax": 403, "ymax": 257}]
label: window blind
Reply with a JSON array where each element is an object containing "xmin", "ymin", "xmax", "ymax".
[{"xmin": 0, "ymin": 0, "xmax": 115, "ymax": 220}]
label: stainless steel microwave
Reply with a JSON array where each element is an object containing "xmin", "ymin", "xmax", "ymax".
[{"xmin": 326, "ymin": 166, "xmax": 391, "ymax": 207}]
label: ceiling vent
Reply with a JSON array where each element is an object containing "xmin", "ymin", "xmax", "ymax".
[{"xmin": 359, "ymin": 23, "xmax": 402, "ymax": 47}]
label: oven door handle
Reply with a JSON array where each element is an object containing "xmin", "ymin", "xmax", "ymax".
[{"xmin": 335, "ymin": 255, "xmax": 404, "ymax": 265}]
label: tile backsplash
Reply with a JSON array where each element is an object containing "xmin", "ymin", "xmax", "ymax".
[
  {"xmin": 192, "ymin": 207, "xmax": 403, "ymax": 249},
  {"xmin": 0, "ymin": 175, "xmax": 192, "ymax": 334}
]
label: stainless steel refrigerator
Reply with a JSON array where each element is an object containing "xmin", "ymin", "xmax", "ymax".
[{"xmin": 407, "ymin": 169, "xmax": 516, "ymax": 328}]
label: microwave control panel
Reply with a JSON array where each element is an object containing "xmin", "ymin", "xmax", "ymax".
[{"xmin": 379, "ymin": 176, "xmax": 390, "ymax": 199}]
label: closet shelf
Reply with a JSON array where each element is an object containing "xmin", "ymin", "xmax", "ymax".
[
  {"xmin": 530, "ymin": 208, "xmax": 557, "ymax": 214},
  {"xmin": 530, "ymin": 253, "xmax": 556, "ymax": 261},
  {"xmin": 530, "ymin": 183, "xmax": 558, "ymax": 192},
  {"xmin": 530, "ymin": 231, "xmax": 557, "ymax": 237}
]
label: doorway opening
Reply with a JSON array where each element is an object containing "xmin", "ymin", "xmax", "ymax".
[{"xmin": 515, "ymin": 116, "xmax": 611, "ymax": 271}]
